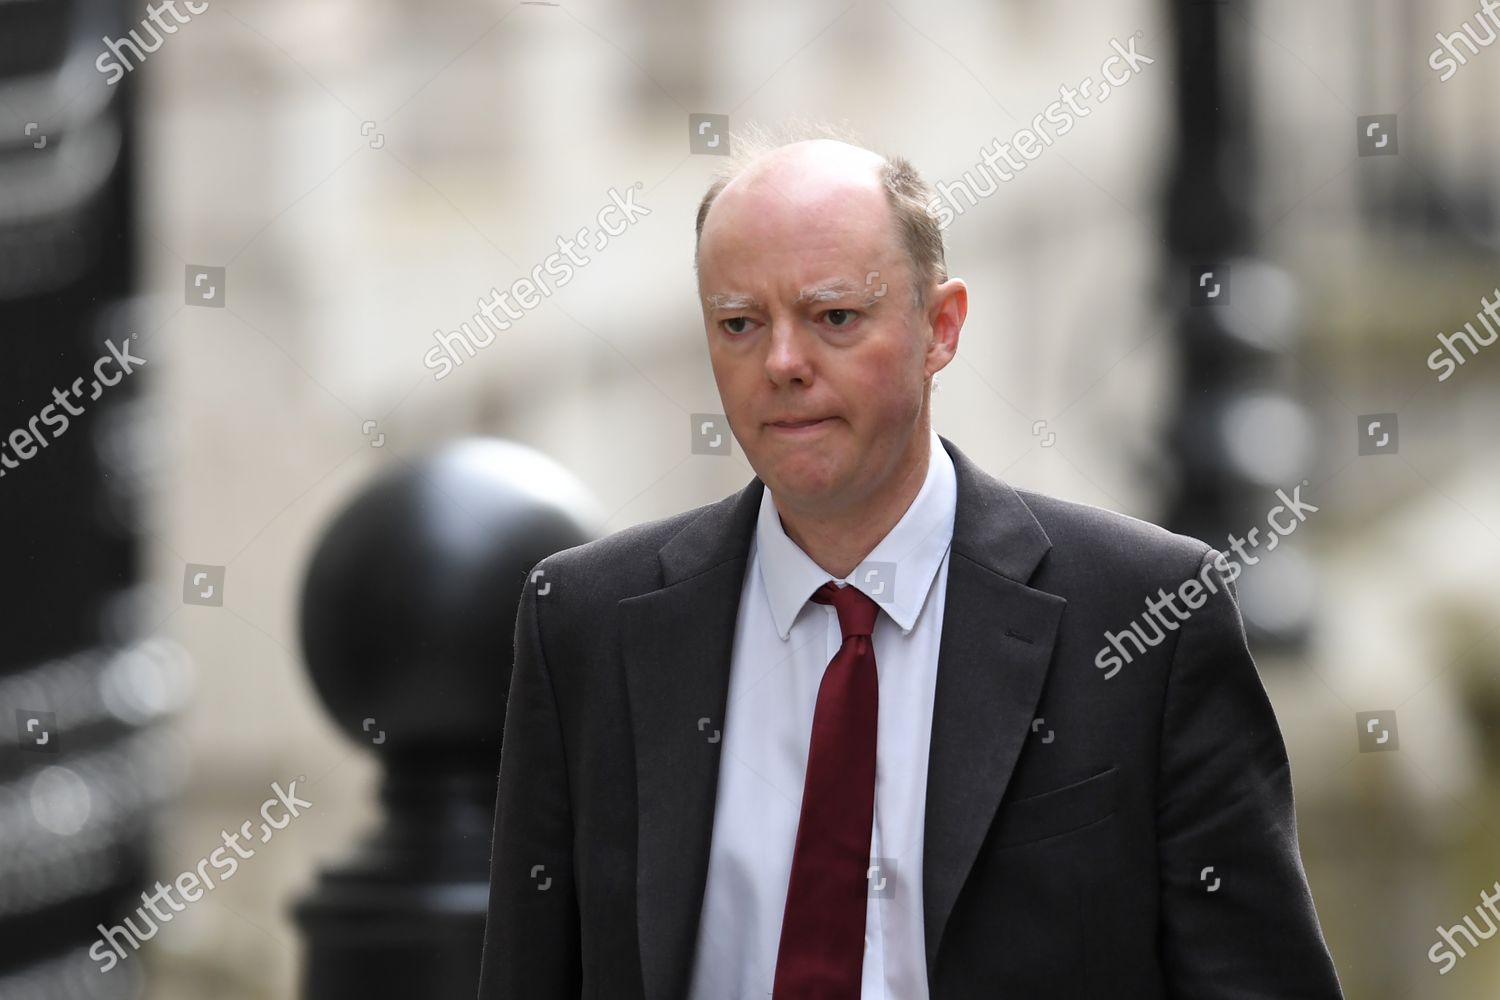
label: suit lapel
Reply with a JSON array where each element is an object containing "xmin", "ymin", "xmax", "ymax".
[
  {"xmin": 622, "ymin": 434, "xmax": 1065, "ymax": 999},
  {"xmin": 622, "ymin": 477, "xmax": 761, "ymax": 1000},
  {"xmin": 921, "ymin": 440, "xmax": 1065, "ymax": 981}
]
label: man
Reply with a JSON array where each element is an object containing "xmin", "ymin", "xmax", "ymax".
[{"xmin": 477, "ymin": 135, "xmax": 1343, "ymax": 998}]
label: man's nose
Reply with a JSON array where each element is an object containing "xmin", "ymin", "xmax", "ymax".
[{"xmin": 764, "ymin": 318, "xmax": 813, "ymax": 384}]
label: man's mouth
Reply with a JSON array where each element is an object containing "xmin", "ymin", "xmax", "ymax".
[{"xmin": 769, "ymin": 417, "xmax": 831, "ymax": 431}]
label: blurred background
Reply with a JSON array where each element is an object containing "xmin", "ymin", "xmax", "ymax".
[{"xmin": 3, "ymin": 0, "xmax": 1499, "ymax": 996}]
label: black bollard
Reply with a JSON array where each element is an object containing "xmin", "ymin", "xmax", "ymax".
[{"xmin": 294, "ymin": 438, "xmax": 599, "ymax": 999}]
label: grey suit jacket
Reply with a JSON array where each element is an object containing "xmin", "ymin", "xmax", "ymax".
[{"xmin": 477, "ymin": 433, "xmax": 1344, "ymax": 999}]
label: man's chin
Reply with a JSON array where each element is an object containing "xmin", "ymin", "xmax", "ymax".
[{"xmin": 761, "ymin": 458, "xmax": 846, "ymax": 506}]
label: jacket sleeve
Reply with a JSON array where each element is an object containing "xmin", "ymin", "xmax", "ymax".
[
  {"xmin": 1156, "ymin": 548, "xmax": 1343, "ymax": 999},
  {"xmin": 477, "ymin": 559, "xmax": 582, "ymax": 998}
]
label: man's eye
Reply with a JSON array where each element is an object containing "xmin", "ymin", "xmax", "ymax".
[
  {"xmin": 823, "ymin": 309, "xmax": 858, "ymax": 327},
  {"xmin": 721, "ymin": 317, "xmax": 753, "ymax": 335}
]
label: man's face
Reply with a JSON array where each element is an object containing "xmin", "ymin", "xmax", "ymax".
[{"xmin": 697, "ymin": 163, "xmax": 948, "ymax": 515}]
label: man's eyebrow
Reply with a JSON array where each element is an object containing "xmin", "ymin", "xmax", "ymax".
[
  {"xmin": 704, "ymin": 279, "xmax": 882, "ymax": 311},
  {"xmin": 705, "ymin": 292, "xmax": 764, "ymax": 310},
  {"xmin": 795, "ymin": 278, "xmax": 870, "ymax": 305}
]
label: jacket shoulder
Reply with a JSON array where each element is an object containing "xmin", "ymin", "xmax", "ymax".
[
  {"xmin": 527, "ymin": 492, "xmax": 733, "ymax": 597},
  {"xmin": 1013, "ymin": 486, "xmax": 1214, "ymax": 579}
]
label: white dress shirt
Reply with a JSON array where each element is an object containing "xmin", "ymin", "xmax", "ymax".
[{"xmin": 686, "ymin": 427, "xmax": 957, "ymax": 1000}]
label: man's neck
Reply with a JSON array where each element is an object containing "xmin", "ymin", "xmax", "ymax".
[{"xmin": 774, "ymin": 430, "xmax": 933, "ymax": 581}]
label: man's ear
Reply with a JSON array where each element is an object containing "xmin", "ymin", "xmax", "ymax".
[{"xmin": 925, "ymin": 277, "xmax": 967, "ymax": 374}]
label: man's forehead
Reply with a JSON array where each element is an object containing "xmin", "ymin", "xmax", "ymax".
[
  {"xmin": 702, "ymin": 153, "xmax": 891, "ymax": 250},
  {"xmin": 698, "ymin": 191, "xmax": 898, "ymax": 276},
  {"xmin": 698, "ymin": 210, "xmax": 905, "ymax": 310}
]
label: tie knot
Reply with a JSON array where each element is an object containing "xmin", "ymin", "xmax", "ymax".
[{"xmin": 809, "ymin": 580, "xmax": 880, "ymax": 640}]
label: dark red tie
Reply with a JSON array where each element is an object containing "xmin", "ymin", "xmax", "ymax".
[{"xmin": 772, "ymin": 580, "xmax": 881, "ymax": 999}]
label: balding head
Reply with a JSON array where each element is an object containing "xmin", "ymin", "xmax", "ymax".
[
  {"xmin": 694, "ymin": 135, "xmax": 947, "ymax": 311},
  {"xmin": 722, "ymin": 138, "xmax": 888, "ymax": 204}
]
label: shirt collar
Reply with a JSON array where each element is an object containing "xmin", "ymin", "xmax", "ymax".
[{"xmin": 755, "ymin": 427, "xmax": 957, "ymax": 640}]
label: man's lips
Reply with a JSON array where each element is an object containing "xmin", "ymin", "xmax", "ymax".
[{"xmin": 768, "ymin": 417, "xmax": 832, "ymax": 430}]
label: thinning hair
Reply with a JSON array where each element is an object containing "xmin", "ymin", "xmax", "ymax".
[{"xmin": 693, "ymin": 119, "xmax": 948, "ymax": 310}]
